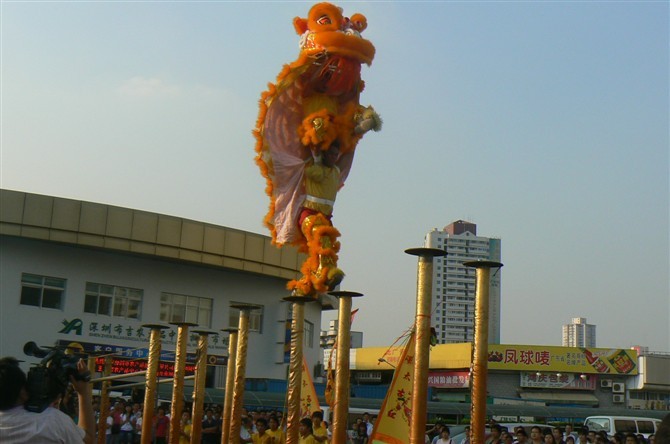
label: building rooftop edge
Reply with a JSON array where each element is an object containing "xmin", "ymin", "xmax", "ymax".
[{"xmin": 0, "ymin": 188, "xmax": 305, "ymax": 282}]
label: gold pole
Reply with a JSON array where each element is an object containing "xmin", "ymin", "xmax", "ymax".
[
  {"xmin": 220, "ymin": 328, "xmax": 238, "ymax": 444},
  {"xmin": 229, "ymin": 304, "xmax": 259, "ymax": 444},
  {"xmin": 170, "ymin": 322, "xmax": 196, "ymax": 444},
  {"xmin": 283, "ymin": 296, "xmax": 306, "ymax": 444},
  {"xmin": 86, "ymin": 356, "xmax": 97, "ymax": 442},
  {"xmin": 90, "ymin": 371, "xmax": 147, "ymax": 383},
  {"xmin": 97, "ymin": 355, "xmax": 112, "ymax": 444},
  {"xmin": 87, "ymin": 356, "xmax": 96, "ymax": 398},
  {"xmin": 110, "ymin": 375, "xmax": 195, "ymax": 391},
  {"xmin": 141, "ymin": 324, "xmax": 169, "ymax": 444},
  {"xmin": 329, "ymin": 291, "xmax": 363, "ymax": 443},
  {"xmin": 191, "ymin": 330, "xmax": 213, "ymax": 444},
  {"xmin": 464, "ymin": 260, "xmax": 503, "ymax": 444},
  {"xmin": 406, "ymin": 247, "xmax": 446, "ymax": 444}
]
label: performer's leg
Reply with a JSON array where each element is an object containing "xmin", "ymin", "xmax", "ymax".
[
  {"xmin": 288, "ymin": 212, "xmax": 344, "ymax": 296},
  {"xmin": 304, "ymin": 213, "xmax": 344, "ymax": 293},
  {"xmin": 313, "ymin": 224, "xmax": 344, "ymax": 289}
]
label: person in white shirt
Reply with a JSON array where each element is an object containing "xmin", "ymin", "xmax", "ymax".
[
  {"xmin": 436, "ymin": 427, "xmax": 455, "ymax": 444},
  {"xmin": 362, "ymin": 412, "xmax": 374, "ymax": 437},
  {"xmin": 0, "ymin": 356, "xmax": 96, "ymax": 443},
  {"xmin": 120, "ymin": 404, "xmax": 135, "ymax": 443}
]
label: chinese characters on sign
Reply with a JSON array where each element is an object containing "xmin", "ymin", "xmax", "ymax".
[
  {"xmin": 57, "ymin": 318, "xmax": 228, "ymax": 350},
  {"xmin": 487, "ymin": 345, "xmax": 638, "ymax": 375},
  {"xmin": 520, "ymin": 372, "xmax": 597, "ymax": 390},
  {"xmin": 488, "ymin": 349, "xmax": 551, "ymax": 366},
  {"xmin": 427, "ymin": 371, "xmax": 470, "ymax": 388},
  {"xmin": 94, "ymin": 356, "xmax": 197, "ymax": 377}
]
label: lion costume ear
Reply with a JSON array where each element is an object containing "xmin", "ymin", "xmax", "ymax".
[
  {"xmin": 294, "ymin": 17, "xmax": 308, "ymax": 34},
  {"xmin": 350, "ymin": 13, "xmax": 367, "ymax": 32}
]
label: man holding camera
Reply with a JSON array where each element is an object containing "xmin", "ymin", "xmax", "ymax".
[{"xmin": 0, "ymin": 356, "xmax": 96, "ymax": 443}]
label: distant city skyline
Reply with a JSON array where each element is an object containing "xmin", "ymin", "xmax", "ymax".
[{"xmin": 2, "ymin": 2, "xmax": 668, "ymax": 351}]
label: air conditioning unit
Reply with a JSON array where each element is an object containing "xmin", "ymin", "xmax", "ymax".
[
  {"xmin": 612, "ymin": 382, "xmax": 625, "ymax": 393},
  {"xmin": 613, "ymin": 394, "xmax": 625, "ymax": 403},
  {"xmin": 601, "ymin": 379, "xmax": 613, "ymax": 388}
]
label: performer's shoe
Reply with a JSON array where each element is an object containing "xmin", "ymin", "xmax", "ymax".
[
  {"xmin": 291, "ymin": 288, "xmax": 307, "ymax": 297},
  {"xmin": 326, "ymin": 268, "xmax": 344, "ymax": 289}
]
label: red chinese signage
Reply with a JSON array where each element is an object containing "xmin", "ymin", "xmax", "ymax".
[{"xmin": 95, "ymin": 357, "xmax": 196, "ymax": 377}]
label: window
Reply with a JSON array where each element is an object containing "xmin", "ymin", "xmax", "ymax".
[
  {"xmin": 637, "ymin": 421, "xmax": 655, "ymax": 434},
  {"xmin": 161, "ymin": 293, "xmax": 212, "ymax": 327},
  {"xmin": 228, "ymin": 302, "xmax": 263, "ymax": 332},
  {"xmin": 85, "ymin": 283, "xmax": 143, "ymax": 319},
  {"xmin": 305, "ymin": 320, "xmax": 314, "ymax": 348},
  {"xmin": 20, "ymin": 273, "xmax": 66, "ymax": 309},
  {"xmin": 613, "ymin": 420, "xmax": 636, "ymax": 434}
]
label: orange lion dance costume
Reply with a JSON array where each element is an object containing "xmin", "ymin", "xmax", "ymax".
[{"xmin": 254, "ymin": 2, "xmax": 381, "ymax": 297}]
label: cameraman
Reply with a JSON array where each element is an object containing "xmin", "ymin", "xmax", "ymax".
[{"xmin": 0, "ymin": 357, "xmax": 96, "ymax": 443}]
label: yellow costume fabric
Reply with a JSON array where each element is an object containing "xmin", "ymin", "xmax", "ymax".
[
  {"xmin": 252, "ymin": 432, "xmax": 274, "ymax": 444},
  {"xmin": 299, "ymin": 434, "xmax": 318, "ymax": 444},
  {"xmin": 313, "ymin": 423, "xmax": 329, "ymax": 442},
  {"xmin": 179, "ymin": 424, "xmax": 192, "ymax": 444},
  {"xmin": 267, "ymin": 428, "xmax": 286, "ymax": 443},
  {"xmin": 303, "ymin": 163, "xmax": 340, "ymax": 216}
]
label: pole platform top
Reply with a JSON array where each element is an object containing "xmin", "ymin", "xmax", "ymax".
[
  {"xmin": 192, "ymin": 329, "xmax": 217, "ymax": 335},
  {"xmin": 221, "ymin": 327, "xmax": 239, "ymax": 333},
  {"xmin": 282, "ymin": 295, "xmax": 319, "ymax": 304},
  {"xmin": 170, "ymin": 322, "xmax": 198, "ymax": 327},
  {"xmin": 463, "ymin": 260, "xmax": 504, "ymax": 269},
  {"xmin": 405, "ymin": 247, "xmax": 447, "ymax": 258},
  {"xmin": 230, "ymin": 303, "xmax": 263, "ymax": 310},
  {"xmin": 141, "ymin": 323, "xmax": 170, "ymax": 330},
  {"xmin": 328, "ymin": 290, "xmax": 364, "ymax": 298}
]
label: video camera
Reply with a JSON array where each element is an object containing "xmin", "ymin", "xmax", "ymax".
[{"xmin": 23, "ymin": 341, "xmax": 90, "ymax": 413}]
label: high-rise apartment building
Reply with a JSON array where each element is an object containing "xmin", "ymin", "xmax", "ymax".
[
  {"xmin": 562, "ymin": 317, "xmax": 596, "ymax": 347},
  {"xmin": 424, "ymin": 220, "xmax": 502, "ymax": 344}
]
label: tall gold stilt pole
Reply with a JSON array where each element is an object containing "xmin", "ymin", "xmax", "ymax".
[
  {"xmin": 191, "ymin": 329, "xmax": 214, "ymax": 444},
  {"xmin": 329, "ymin": 291, "xmax": 363, "ymax": 443},
  {"xmin": 170, "ymin": 322, "xmax": 197, "ymax": 443},
  {"xmin": 97, "ymin": 355, "xmax": 112, "ymax": 444},
  {"xmin": 141, "ymin": 324, "xmax": 169, "ymax": 444},
  {"xmin": 464, "ymin": 260, "xmax": 503, "ymax": 444},
  {"xmin": 406, "ymin": 248, "xmax": 447, "ymax": 444},
  {"xmin": 283, "ymin": 296, "xmax": 306, "ymax": 444},
  {"xmin": 220, "ymin": 328, "xmax": 239, "ymax": 444},
  {"xmin": 229, "ymin": 304, "xmax": 259, "ymax": 444}
]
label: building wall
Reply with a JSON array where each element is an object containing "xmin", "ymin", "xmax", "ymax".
[
  {"xmin": 1, "ymin": 236, "xmax": 325, "ymax": 380},
  {"xmin": 0, "ymin": 188, "xmax": 336, "ymax": 385}
]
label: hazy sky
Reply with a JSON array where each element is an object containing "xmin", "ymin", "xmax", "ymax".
[{"xmin": 2, "ymin": 1, "xmax": 668, "ymax": 352}]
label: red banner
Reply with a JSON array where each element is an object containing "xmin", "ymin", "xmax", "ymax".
[{"xmin": 95, "ymin": 357, "xmax": 196, "ymax": 378}]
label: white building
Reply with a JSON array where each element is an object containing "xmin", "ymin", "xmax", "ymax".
[
  {"xmin": 424, "ymin": 220, "xmax": 501, "ymax": 344},
  {"xmin": 562, "ymin": 317, "xmax": 597, "ymax": 348},
  {"xmin": 0, "ymin": 189, "xmax": 334, "ymax": 387}
]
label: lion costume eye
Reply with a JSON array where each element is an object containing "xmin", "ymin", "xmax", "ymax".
[{"xmin": 317, "ymin": 14, "xmax": 331, "ymax": 25}]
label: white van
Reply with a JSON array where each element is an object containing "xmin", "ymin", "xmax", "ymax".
[
  {"xmin": 321, "ymin": 406, "xmax": 379, "ymax": 427},
  {"xmin": 584, "ymin": 416, "xmax": 661, "ymax": 439}
]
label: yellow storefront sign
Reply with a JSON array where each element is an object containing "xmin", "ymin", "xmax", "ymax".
[
  {"xmin": 352, "ymin": 343, "xmax": 637, "ymax": 375},
  {"xmin": 487, "ymin": 345, "xmax": 638, "ymax": 375}
]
